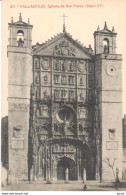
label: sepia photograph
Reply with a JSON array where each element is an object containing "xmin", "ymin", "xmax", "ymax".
[{"xmin": 1, "ymin": 0, "xmax": 126, "ymax": 192}]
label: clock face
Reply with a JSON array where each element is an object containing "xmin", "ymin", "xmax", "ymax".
[
  {"xmin": 106, "ymin": 65, "xmax": 117, "ymax": 77},
  {"xmin": 78, "ymin": 61, "xmax": 86, "ymax": 72}
]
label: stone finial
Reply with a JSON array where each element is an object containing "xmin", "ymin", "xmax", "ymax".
[
  {"xmin": 11, "ymin": 17, "xmax": 13, "ymax": 23},
  {"xmin": 19, "ymin": 13, "xmax": 22, "ymax": 22},
  {"xmin": 104, "ymin": 21, "xmax": 108, "ymax": 30},
  {"xmin": 28, "ymin": 18, "xmax": 30, "ymax": 24},
  {"xmin": 112, "ymin": 26, "xmax": 115, "ymax": 32},
  {"xmin": 97, "ymin": 25, "xmax": 100, "ymax": 31}
]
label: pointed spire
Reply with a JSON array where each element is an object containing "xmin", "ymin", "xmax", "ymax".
[
  {"xmin": 63, "ymin": 23, "xmax": 66, "ymax": 32},
  {"xmin": 112, "ymin": 26, "xmax": 115, "ymax": 32},
  {"xmin": 97, "ymin": 25, "xmax": 100, "ymax": 31},
  {"xmin": 11, "ymin": 17, "xmax": 13, "ymax": 23},
  {"xmin": 104, "ymin": 21, "xmax": 108, "ymax": 30},
  {"xmin": 28, "ymin": 18, "xmax": 30, "ymax": 24},
  {"xmin": 19, "ymin": 13, "xmax": 22, "ymax": 22}
]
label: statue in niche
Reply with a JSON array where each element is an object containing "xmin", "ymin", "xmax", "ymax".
[
  {"xmin": 54, "ymin": 90, "xmax": 60, "ymax": 99},
  {"xmin": 89, "ymin": 80, "xmax": 93, "ymax": 88},
  {"xmin": 80, "ymin": 92, "xmax": 84, "ymax": 100},
  {"xmin": 80, "ymin": 77, "xmax": 83, "ymax": 85},
  {"xmin": 61, "ymin": 89, "xmax": 67, "ymax": 99},
  {"xmin": 61, "ymin": 75, "xmax": 67, "ymax": 85},
  {"xmin": 54, "ymin": 60, "xmax": 60, "ymax": 70},
  {"xmin": 54, "ymin": 124, "xmax": 58, "ymax": 132},
  {"xmin": 78, "ymin": 107, "xmax": 87, "ymax": 118},
  {"xmin": 69, "ymin": 91, "xmax": 74, "ymax": 99},
  {"xmin": 69, "ymin": 62, "xmax": 74, "ymax": 71},
  {"xmin": 35, "ymin": 60, "xmax": 39, "ymax": 69},
  {"xmin": 54, "ymin": 75, "xmax": 60, "ymax": 83},
  {"xmin": 88, "ymin": 63, "xmax": 92, "ymax": 73},
  {"xmin": 69, "ymin": 76, "xmax": 74, "ymax": 84},
  {"xmin": 62, "ymin": 61, "xmax": 66, "ymax": 72},
  {"xmin": 36, "ymin": 76, "xmax": 40, "ymax": 84},
  {"xmin": 39, "ymin": 105, "xmax": 49, "ymax": 117},
  {"xmin": 36, "ymin": 89, "xmax": 40, "ymax": 99},
  {"xmin": 44, "ymin": 75, "xmax": 48, "ymax": 82},
  {"xmin": 43, "ymin": 90, "xmax": 49, "ymax": 100}
]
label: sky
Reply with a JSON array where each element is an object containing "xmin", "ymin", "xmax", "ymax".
[{"xmin": 1, "ymin": 0, "xmax": 126, "ymax": 117}]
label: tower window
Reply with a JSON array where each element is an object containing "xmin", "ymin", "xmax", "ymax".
[
  {"xmin": 103, "ymin": 38, "xmax": 109, "ymax": 53},
  {"xmin": 17, "ymin": 30, "xmax": 24, "ymax": 47}
]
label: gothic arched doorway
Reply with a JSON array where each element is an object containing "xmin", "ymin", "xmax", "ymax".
[{"xmin": 57, "ymin": 157, "xmax": 76, "ymax": 180}]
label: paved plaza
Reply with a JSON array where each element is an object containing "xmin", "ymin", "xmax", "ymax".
[{"xmin": 2, "ymin": 182, "xmax": 126, "ymax": 191}]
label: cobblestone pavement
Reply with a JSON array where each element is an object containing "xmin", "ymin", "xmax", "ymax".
[{"xmin": 1, "ymin": 182, "xmax": 126, "ymax": 191}]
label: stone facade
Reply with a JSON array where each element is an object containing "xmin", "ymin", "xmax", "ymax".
[
  {"xmin": 7, "ymin": 14, "xmax": 123, "ymax": 183},
  {"xmin": 123, "ymin": 115, "xmax": 126, "ymax": 180}
]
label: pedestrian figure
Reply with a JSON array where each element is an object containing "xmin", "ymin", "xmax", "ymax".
[{"xmin": 83, "ymin": 184, "xmax": 87, "ymax": 191}]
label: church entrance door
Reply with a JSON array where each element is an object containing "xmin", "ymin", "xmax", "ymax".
[{"xmin": 57, "ymin": 157, "xmax": 76, "ymax": 180}]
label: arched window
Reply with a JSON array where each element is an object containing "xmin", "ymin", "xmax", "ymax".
[
  {"xmin": 17, "ymin": 30, "xmax": 24, "ymax": 47},
  {"xmin": 103, "ymin": 38, "xmax": 109, "ymax": 53}
]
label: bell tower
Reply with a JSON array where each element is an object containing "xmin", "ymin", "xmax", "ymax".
[
  {"xmin": 7, "ymin": 13, "xmax": 33, "ymax": 182},
  {"xmin": 94, "ymin": 22, "xmax": 122, "ymax": 181},
  {"xmin": 94, "ymin": 22, "xmax": 117, "ymax": 55},
  {"xmin": 8, "ymin": 13, "xmax": 32, "ymax": 48}
]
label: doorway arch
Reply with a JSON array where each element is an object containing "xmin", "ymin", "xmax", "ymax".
[{"xmin": 57, "ymin": 157, "xmax": 76, "ymax": 180}]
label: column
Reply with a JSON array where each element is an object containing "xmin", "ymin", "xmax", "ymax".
[
  {"xmin": 83, "ymin": 168, "xmax": 87, "ymax": 183},
  {"xmin": 65, "ymin": 168, "xmax": 69, "ymax": 183}
]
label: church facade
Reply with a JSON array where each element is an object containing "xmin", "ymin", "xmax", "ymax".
[{"xmin": 7, "ymin": 14, "xmax": 123, "ymax": 183}]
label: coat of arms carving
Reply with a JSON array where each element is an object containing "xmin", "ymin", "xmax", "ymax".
[{"xmin": 53, "ymin": 40, "xmax": 76, "ymax": 56}]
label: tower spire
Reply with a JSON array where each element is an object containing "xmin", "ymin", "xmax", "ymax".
[{"xmin": 19, "ymin": 13, "xmax": 22, "ymax": 22}]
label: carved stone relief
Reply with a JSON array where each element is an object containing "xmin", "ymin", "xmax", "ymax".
[
  {"xmin": 41, "ymin": 72, "xmax": 51, "ymax": 85},
  {"xmin": 52, "ymin": 143, "xmax": 76, "ymax": 153},
  {"xmin": 41, "ymin": 87, "xmax": 51, "ymax": 100},
  {"xmin": 35, "ymin": 72, "xmax": 40, "ymax": 84},
  {"xmin": 78, "ymin": 89, "xmax": 86, "ymax": 102},
  {"xmin": 78, "ymin": 60, "xmax": 86, "ymax": 73},
  {"xmin": 37, "ymin": 104, "xmax": 50, "ymax": 117},
  {"xmin": 9, "ymin": 103, "xmax": 30, "ymax": 112},
  {"xmin": 13, "ymin": 125, "xmax": 24, "ymax": 138},
  {"xmin": 108, "ymin": 129, "xmax": 116, "ymax": 140},
  {"xmin": 88, "ymin": 63, "xmax": 93, "ymax": 73},
  {"xmin": 78, "ymin": 107, "xmax": 87, "ymax": 118},
  {"xmin": 53, "ymin": 88, "xmax": 76, "ymax": 101},
  {"xmin": 34, "ymin": 58, "xmax": 40, "ymax": 69},
  {"xmin": 41, "ymin": 58, "xmax": 50, "ymax": 70},
  {"xmin": 36, "ymin": 88, "xmax": 40, "ymax": 100},
  {"xmin": 53, "ymin": 40, "xmax": 76, "ymax": 57},
  {"xmin": 54, "ymin": 74, "xmax": 60, "ymax": 84},
  {"xmin": 78, "ymin": 75, "xmax": 86, "ymax": 87}
]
